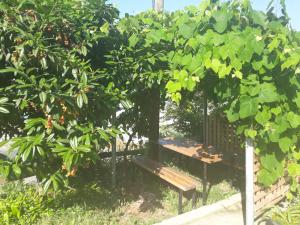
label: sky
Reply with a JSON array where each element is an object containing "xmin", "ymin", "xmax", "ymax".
[{"xmin": 107, "ymin": 0, "xmax": 300, "ymax": 31}]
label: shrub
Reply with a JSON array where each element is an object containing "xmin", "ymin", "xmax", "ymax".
[
  {"xmin": 0, "ymin": 0, "xmax": 120, "ymax": 191},
  {"xmin": 0, "ymin": 182, "xmax": 53, "ymax": 224}
]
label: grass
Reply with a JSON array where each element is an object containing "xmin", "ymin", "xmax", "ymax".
[
  {"xmin": 260, "ymin": 198, "xmax": 300, "ymax": 225},
  {"xmin": 0, "ymin": 153, "xmax": 241, "ymax": 225},
  {"xmin": 34, "ymin": 155, "xmax": 241, "ymax": 225}
]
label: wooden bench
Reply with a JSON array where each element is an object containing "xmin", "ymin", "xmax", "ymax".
[{"xmin": 132, "ymin": 156, "xmax": 200, "ymax": 214}]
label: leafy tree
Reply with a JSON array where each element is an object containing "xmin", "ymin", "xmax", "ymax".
[
  {"xmin": 0, "ymin": 0, "xmax": 120, "ymax": 191},
  {"xmin": 108, "ymin": 12, "xmax": 176, "ymax": 147}
]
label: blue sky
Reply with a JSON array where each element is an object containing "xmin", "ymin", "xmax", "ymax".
[{"xmin": 107, "ymin": 0, "xmax": 300, "ymax": 30}]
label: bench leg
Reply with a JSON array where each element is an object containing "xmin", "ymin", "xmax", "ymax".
[
  {"xmin": 178, "ymin": 190, "xmax": 183, "ymax": 214},
  {"xmin": 203, "ymin": 162, "xmax": 208, "ymax": 205},
  {"xmin": 192, "ymin": 191, "xmax": 197, "ymax": 209}
]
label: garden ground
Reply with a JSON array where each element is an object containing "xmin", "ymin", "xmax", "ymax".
[{"xmin": 1, "ymin": 154, "xmax": 240, "ymax": 225}]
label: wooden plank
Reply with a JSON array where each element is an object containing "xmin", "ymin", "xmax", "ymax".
[
  {"xmin": 159, "ymin": 137, "xmax": 223, "ymax": 164},
  {"xmin": 134, "ymin": 160, "xmax": 193, "ymax": 191},
  {"xmin": 255, "ymin": 194, "xmax": 286, "ymax": 218},
  {"xmin": 133, "ymin": 157, "xmax": 196, "ymax": 192},
  {"xmin": 213, "ymin": 117, "xmax": 217, "ymax": 148},
  {"xmin": 254, "ymin": 179, "xmax": 289, "ymax": 201},
  {"xmin": 255, "ymin": 184, "xmax": 289, "ymax": 213},
  {"xmin": 225, "ymin": 123, "xmax": 229, "ymax": 153},
  {"xmin": 162, "ymin": 166, "xmax": 201, "ymax": 188}
]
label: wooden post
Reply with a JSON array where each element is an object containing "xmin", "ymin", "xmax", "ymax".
[
  {"xmin": 203, "ymin": 162, "xmax": 208, "ymax": 205},
  {"xmin": 203, "ymin": 95, "xmax": 208, "ymax": 145},
  {"xmin": 178, "ymin": 190, "xmax": 183, "ymax": 214},
  {"xmin": 111, "ymin": 112, "xmax": 117, "ymax": 188},
  {"xmin": 152, "ymin": 0, "xmax": 164, "ymax": 12}
]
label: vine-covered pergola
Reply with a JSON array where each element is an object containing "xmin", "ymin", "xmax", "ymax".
[{"xmin": 0, "ymin": 0, "xmax": 299, "ymax": 224}]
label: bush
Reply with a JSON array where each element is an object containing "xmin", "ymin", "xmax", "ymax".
[
  {"xmin": 0, "ymin": 182, "xmax": 53, "ymax": 224},
  {"xmin": 0, "ymin": 0, "xmax": 120, "ymax": 191}
]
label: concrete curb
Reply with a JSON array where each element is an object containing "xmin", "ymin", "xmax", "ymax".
[{"xmin": 155, "ymin": 193, "xmax": 243, "ymax": 225}]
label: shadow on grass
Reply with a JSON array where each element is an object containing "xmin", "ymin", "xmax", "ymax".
[
  {"xmin": 51, "ymin": 151, "xmax": 243, "ymax": 215},
  {"xmin": 51, "ymin": 160, "xmax": 166, "ymax": 214}
]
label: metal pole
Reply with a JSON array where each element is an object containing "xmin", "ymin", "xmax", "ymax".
[
  {"xmin": 245, "ymin": 138, "xmax": 254, "ymax": 225},
  {"xmin": 152, "ymin": 0, "xmax": 164, "ymax": 11},
  {"xmin": 111, "ymin": 112, "xmax": 117, "ymax": 188}
]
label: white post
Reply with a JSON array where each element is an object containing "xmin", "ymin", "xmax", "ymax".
[
  {"xmin": 245, "ymin": 138, "xmax": 254, "ymax": 225},
  {"xmin": 152, "ymin": 0, "xmax": 164, "ymax": 11}
]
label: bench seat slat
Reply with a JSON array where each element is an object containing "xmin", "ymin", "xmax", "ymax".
[
  {"xmin": 162, "ymin": 166, "xmax": 201, "ymax": 188},
  {"xmin": 133, "ymin": 157, "xmax": 198, "ymax": 192}
]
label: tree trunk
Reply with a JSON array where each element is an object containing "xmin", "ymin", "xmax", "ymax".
[{"xmin": 148, "ymin": 87, "xmax": 160, "ymax": 160}]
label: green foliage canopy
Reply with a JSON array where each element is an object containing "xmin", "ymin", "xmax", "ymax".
[
  {"xmin": 164, "ymin": 0, "xmax": 300, "ymax": 189},
  {"xmin": 116, "ymin": 0, "xmax": 300, "ymax": 190},
  {"xmin": 0, "ymin": 0, "xmax": 299, "ymax": 193},
  {"xmin": 0, "ymin": 0, "xmax": 120, "ymax": 191}
]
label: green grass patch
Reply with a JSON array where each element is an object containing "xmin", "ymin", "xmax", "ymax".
[{"xmin": 1, "ymin": 159, "xmax": 240, "ymax": 225}]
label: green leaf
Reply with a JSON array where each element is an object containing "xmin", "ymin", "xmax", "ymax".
[
  {"xmin": 279, "ymin": 137, "xmax": 293, "ymax": 152},
  {"xmin": 82, "ymin": 93, "xmax": 88, "ymax": 105},
  {"xmin": 287, "ymin": 112, "xmax": 300, "ymax": 128},
  {"xmin": 0, "ymin": 68, "xmax": 19, "ymax": 74},
  {"xmin": 281, "ymin": 53, "xmax": 300, "ymax": 70},
  {"xmin": 270, "ymin": 107, "xmax": 281, "ymax": 115},
  {"xmin": 43, "ymin": 179, "xmax": 52, "ymax": 194},
  {"xmin": 245, "ymin": 129, "xmax": 257, "ymax": 139},
  {"xmin": 257, "ymin": 169, "xmax": 277, "ymax": 186},
  {"xmin": 39, "ymin": 92, "xmax": 47, "ymax": 103},
  {"xmin": 52, "ymin": 121, "xmax": 65, "ymax": 131},
  {"xmin": 129, "ymin": 34, "xmax": 139, "ymax": 47},
  {"xmin": 100, "ymin": 22, "xmax": 110, "ymax": 35},
  {"xmin": 258, "ymin": 83, "xmax": 278, "ymax": 103},
  {"xmin": 178, "ymin": 23, "xmax": 195, "ymax": 39},
  {"xmin": 293, "ymin": 93, "xmax": 300, "ymax": 108},
  {"xmin": 0, "ymin": 107, "xmax": 9, "ymax": 114},
  {"xmin": 22, "ymin": 148, "xmax": 32, "ymax": 162},
  {"xmin": 186, "ymin": 78, "xmax": 196, "ymax": 91},
  {"xmin": 260, "ymin": 151, "xmax": 284, "ymax": 174},
  {"xmin": 211, "ymin": 58, "xmax": 221, "ymax": 73},
  {"xmin": 12, "ymin": 164, "xmax": 21, "ymax": 177},
  {"xmin": 172, "ymin": 92, "xmax": 182, "ymax": 104},
  {"xmin": 239, "ymin": 95, "xmax": 258, "ymax": 119},
  {"xmin": 213, "ymin": 9, "xmax": 229, "ymax": 33},
  {"xmin": 255, "ymin": 109, "xmax": 271, "ymax": 126},
  {"xmin": 288, "ymin": 163, "xmax": 300, "ymax": 177},
  {"xmin": 0, "ymin": 97, "xmax": 8, "ymax": 104},
  {"xmin": 250, "ymin": 10, "xmax": 266, "ymax": 28},
  {"xmin": 166, "ymin": 81, "xmax": 181, "ymax": 93},
  {"xmin": 77, "ymin": 94, "xmax": 83, "ymax": 108},
  {"xmin": 81, "ymin": 46, "xmax": 87, "ymax": 56}
]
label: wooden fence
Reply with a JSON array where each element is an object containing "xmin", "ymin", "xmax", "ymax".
[
  {"xmin": 205, "ymin": 113, "xmax": 289, "ymax": 217},
  {"xmin": 254, "ymin": 158, "xmax": 290, "ymax": 217}
]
